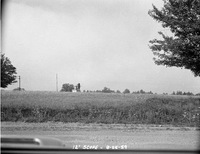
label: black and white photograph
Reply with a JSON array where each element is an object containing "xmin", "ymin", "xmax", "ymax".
[{"xmin": 1, "ymin": 0, "xmax": 200, "ymax": 153}]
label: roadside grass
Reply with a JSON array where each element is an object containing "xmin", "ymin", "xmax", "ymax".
[{"xmin": 1, "ymin": 91, "xmax": 200, "ymax": 127}]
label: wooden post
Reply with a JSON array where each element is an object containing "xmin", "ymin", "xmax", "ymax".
[{"xmin": 19, "ymin": 76, "xmax": 21, "ymax": 91}]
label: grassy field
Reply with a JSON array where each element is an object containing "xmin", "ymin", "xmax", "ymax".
[{"xmin": 1, "ymin": 90, "xmax": 200, "ymax": 126}]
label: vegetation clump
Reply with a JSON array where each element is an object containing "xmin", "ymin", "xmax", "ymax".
[{"xmin": 1, "ymin": 91, "xmax": 199, "ymax": 127}]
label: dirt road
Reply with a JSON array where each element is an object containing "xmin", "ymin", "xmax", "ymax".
[{"xmin": 1, "ymin": 122, "xmax": 199, "ymax": 150}]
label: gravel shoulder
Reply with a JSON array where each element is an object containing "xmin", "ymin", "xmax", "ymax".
[{"xmin": 1, "ymin": 122, "xmax": 200, "ymax": 150}]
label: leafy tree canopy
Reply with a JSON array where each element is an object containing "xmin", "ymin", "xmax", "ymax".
[
  {"xmin": 102, "ymin": 87, "xmax": 114, "ymax": 93},
  {"xmin": 1, "ymin": 54, "xmax": 17, "ymax": 88},
  {"xmin": 149, "ymin": 0, "xmax": 200, "ymax": 76},
  {"xmin": 123, "ymin": 89, "xmax": 130, "ymax": 94},
  {"xmin": 60, "ymin": 83, "xmax": 74, "ymax": 92},
  {"xmin": 116, "ymin": 90, "xmax": 121, "ymax": 93}
]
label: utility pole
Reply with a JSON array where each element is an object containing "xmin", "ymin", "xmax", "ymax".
[
  {"xmin": 56, "ymin": 74, "xmax": 58, "ymax": 92},
  {"xmin": 19, "ymin": 76, "xmax": 21, "ymax": 91}
]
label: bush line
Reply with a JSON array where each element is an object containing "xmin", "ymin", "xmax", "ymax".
[{"xmin": 1, "ymin": 97, "xmax": 200, "ymax": 127}]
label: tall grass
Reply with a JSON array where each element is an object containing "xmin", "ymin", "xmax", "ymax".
[{"xmin": 1, "ymin": 91, "xmax": 200, "ymax": 126}]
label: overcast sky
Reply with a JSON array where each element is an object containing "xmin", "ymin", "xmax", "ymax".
[{"xmin": 2, "ymin": 0, "xmax": 200, "ymax": 94}]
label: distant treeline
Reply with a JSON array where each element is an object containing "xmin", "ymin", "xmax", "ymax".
[
  {"xmin": 82, "ymin": 87, "xmax": 200, "ymax": 96},
  {"xmin": 171, "ymin": 91, "xmax": 199, "ymax": 96},
  {"xmin": 60, "ymin": 83, "xmax": 199, "ymax": 96}
]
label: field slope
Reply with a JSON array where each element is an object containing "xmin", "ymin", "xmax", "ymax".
[{"xmin": 1, "ymin": 91, "xmax": 200, "ymax": 127}]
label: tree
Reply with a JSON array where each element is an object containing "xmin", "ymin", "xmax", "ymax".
[
  {"xmin": 60, "ymin": 83, "xmax": 74, "ymax": 92},
  {"xmin": 102, "ymin": 87, "xmax": 114, "ymax": 93},
  {"xmin": 1, "ymin": 54, "xmax": 17, "ymax": 88},
  {"xmin": 139, "ymin": 89, "xmax": 145, "ymax": 94},
  {"xmin": 149, "ymin": 0, "xmax": 200, "ymax": 76},
  {"xmin": 123, "ymin": 89, "xmax": 130, "ymax": 94},
  {"xmin": 176, "ymin": 91, "xmax": 183, "ymax": 95},
  {"xmin": 116, "ymin": 90, "xmax": 121, "ymax": 93},
  {"xmin": 147, "ymin": 91, "xmax": 153, "ymax": 94}
]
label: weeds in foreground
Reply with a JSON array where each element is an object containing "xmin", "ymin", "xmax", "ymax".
[{"xmin": 1, "ymin": 91, "xmax": 199, "ymax": 127}]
